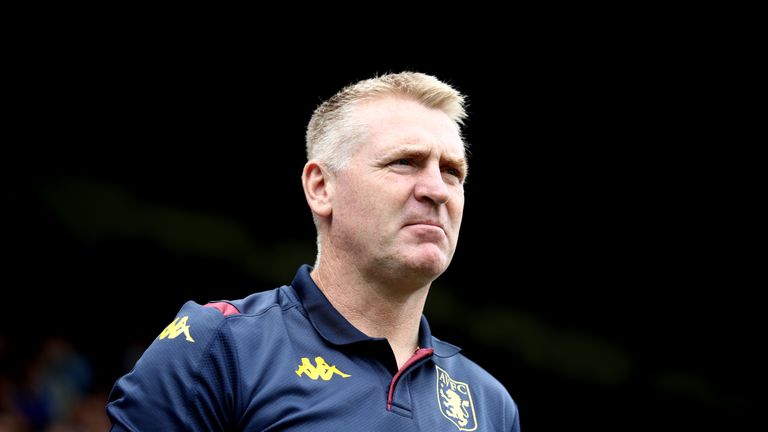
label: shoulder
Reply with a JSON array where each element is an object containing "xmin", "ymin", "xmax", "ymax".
[
  {"xmin": 224, "ymin": 285, "xmax": 301, "ymax": 317},
  {"xmin": 139, "ymin": 286, "xmax": 300, "ymax": 366},
  {"xmin": 107, "ymin": 286, "xmax": 303, "ymax": 429},
  {"xmin": 178, "ymin": 284, "xmax": 300, "ymax": 322},
  {"xmin": 134, "ymin": 300, "xmax": 236, "ymax": 373}
]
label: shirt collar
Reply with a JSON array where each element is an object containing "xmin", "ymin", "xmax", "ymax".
[
  {"xmin": 419, "ymin": 316, "xmax": 461, "ymax": 358},
  {"xmin": 291, "ymin": 264, "xmax": 460, "ymax": 357}
]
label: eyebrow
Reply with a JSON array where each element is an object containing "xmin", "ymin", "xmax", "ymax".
[{"xmin": 379, "ymin": 145, "xmax": 468, "ymax": 168}]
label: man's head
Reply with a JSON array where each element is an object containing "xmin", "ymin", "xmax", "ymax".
[
  {"xmin": 302, "ymin": 72, "xmax": 468, "ymax": 287},
  {"xmin": 306, "ymin": 72, "xmax": 467, "ymax": 172}
]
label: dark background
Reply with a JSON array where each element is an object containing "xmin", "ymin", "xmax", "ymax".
[{"xmin": 1, "ymin": 29, "xmax": 760, "ymax": 431}]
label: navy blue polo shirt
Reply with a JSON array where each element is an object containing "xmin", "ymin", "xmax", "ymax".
[{"xmin": 107, "ymin": 265, "xmax": 520, "ymax": 431}]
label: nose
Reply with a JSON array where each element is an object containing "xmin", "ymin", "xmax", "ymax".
[{"xmin": 414, "ymin": 163, "xmax": 450, "ymax": 205}]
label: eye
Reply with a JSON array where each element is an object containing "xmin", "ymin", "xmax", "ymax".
[
  {"xmin": 393, "ymin": 159, "xmax": 412, "ymax": 166},
  {"xmin": 443, "ymin": 167, "xmax": 464, "ymax": 180}
]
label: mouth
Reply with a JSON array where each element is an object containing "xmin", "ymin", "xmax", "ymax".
[{"xmin": 404, "ymin": 220, "xmax": 445, "ymax": 231}]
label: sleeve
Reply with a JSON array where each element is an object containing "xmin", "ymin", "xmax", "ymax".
[
  {"xmin": 508, "ymin": 398, "xmax": 521, "ymax": 432},
  {"xmin": 106, "ymin": 301, "xmax": 241, "ymax": 431}
]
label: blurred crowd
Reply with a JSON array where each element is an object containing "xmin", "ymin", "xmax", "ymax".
[{"xmin": 0, "ymin": 336, "xmax": 109, "ymax": 432}]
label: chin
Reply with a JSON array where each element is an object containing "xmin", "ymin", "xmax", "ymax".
[{"xmin": 402, "ymin": 252, "xmax": 450, "ymax": 280}]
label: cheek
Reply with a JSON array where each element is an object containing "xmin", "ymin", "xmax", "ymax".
[
  {"xmin": 340, "ymin": 187, "xmax": 383, "ymax": 222},
  {"xmin": 453, "ymin": 208, "xmax": 463, "ymax": 224},
  {"xmin": 450, "ymin": 196, "xmax": 465, "ymax": 221}
]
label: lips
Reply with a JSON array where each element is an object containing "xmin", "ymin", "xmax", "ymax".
[{"xmin": 405, "ymin": 220, "xmax": 444, "ymax": 230}]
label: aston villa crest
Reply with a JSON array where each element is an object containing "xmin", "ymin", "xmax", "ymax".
[{"xmin": 436, "ymin": 365, "xmax": 477, "ymax": 431}]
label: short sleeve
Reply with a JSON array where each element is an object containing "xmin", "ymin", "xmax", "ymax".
[
  {"xmin": 508, "ymin": 397, "xmax": 521, "ymax": 432},
  {"xmin": 106, "ymin": 301, "xmax": 240, "ymax": 431}
]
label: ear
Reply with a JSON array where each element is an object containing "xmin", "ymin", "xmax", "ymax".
[{"xmin": 302, "ymin": 160, "xmax": 333, "ymax": 218}]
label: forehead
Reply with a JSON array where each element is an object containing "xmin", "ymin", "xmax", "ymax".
[{"xmin": 352, "ymin": 97, "xmax": 466, "ymax": 159}]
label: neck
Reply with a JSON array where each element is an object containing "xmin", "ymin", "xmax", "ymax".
[{"xmin": 311, "ymin": 251, "xmax": 431, "ymax": 369}]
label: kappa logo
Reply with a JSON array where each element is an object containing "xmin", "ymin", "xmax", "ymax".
[
  {"xmin": 158, "ymin": 316, "xmax": 195, "ymax": 342},
  {"xmin": 295, "ymin": 356, "xmax": 351, "ymax": 381},
  {"xmin": 436, "ymin": 365, "xmax": 477, "ymax": 431}
]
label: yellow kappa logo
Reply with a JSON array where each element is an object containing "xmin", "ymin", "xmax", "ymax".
[
  {"xmin": 437, "ymin": 365, "xmax": 477, "ymax": 431},
  {"xmin": 295, "ymin": 356, "xmax": 351, "ymax": 381},
  {"xmin": 158, "ymin": 316, "xmax": 195, "ymax": 342}
]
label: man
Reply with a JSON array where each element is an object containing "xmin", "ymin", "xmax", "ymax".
[{"xmin": 107, "ymin": 72, "xmax": 520, "ymax": 431}]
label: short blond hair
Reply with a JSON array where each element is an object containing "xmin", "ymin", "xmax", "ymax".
[{"xmin": 305, "ymin": 72, "xmax": 467, "ymax": 172}]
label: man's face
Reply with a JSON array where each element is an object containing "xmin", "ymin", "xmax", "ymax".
[{"xmin": 328, "ymin": 97, "xmax": 467, "ymax": 284}]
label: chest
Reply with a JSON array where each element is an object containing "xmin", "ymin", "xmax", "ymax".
[{"xmin": 236, "ymin": 352, "xmax": 482, "ymax": 431}]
